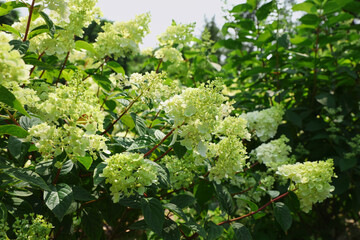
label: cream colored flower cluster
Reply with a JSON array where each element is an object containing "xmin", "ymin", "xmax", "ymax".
[
  {"xmin": 102, "ymin": 153, "xmax": 158, "ymax": 201},
  {"xmin": 94, "ymin": 13, "xmax": 151, "ymax": 59},
  {"xmin": 252, "ymin": 135, "xmax": 293, "ymax": 170},
  {"xmin": 277, "ymin": 159, "xmax": 336, "ymax": 212},
  {"xmin": 242, "ymin": 105, "xmax": 284, "ymax": 142}
]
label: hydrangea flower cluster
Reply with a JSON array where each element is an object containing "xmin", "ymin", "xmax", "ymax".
[
  {"xmin": 12, "ymin": 213, "xmax": 53, "ymax": 240},
  {"xmin": 242, "ymin": 105, "xmax": 284, "ymax": 142},
  {"xmin": 154, "ymin": 46, "xmax": 183, "ymax": 63},
  {"xmin": 162, "ymin": 80, "xmax": 232, "ymax": 151},
  {"xmin": 215, "ymin": 116, "xmax": 250, "ymax": 140},
  {"xmin": 251, "ymin": 135, "xmax": 293, "ymax": 170},
  {"xmin": 208, "ymin": 135, "xmax": 248, "ymax": 183},
  {"xmin": 160, "ymin": 153, "xmax": 205, "ymax": 189},
  {"xmin": 157, "ymin": 22, "xmax": 195, "ymax": 46},
  {"xmin": 277, "ymin": 159, "xmax": 336, "ymax": 212},
  {"xmin": 102, "ymin": 153, "xmax": 158, "ymax": 201},
  {"xmin": 94, "ymin": 13, "xmax": 151, "ymax": 59}
]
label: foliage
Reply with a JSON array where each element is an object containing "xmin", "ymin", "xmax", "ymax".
[{"xmin": 0, "ymin": 0, "xmax": 352, "ymax": 239}]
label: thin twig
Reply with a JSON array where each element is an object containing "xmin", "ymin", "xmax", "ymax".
[
  {"xmin": 55, "ymin": 51, "xmax": 70, "ymax": 86},
  {"xmin": 52, "ymin": 168, "xmax": 62, "ymax": 185},
  {"xmin": 156, "ymin": 59, "xmax": 163, "ymax": 73},
  {"xmin": 23, "ymin": 0, "xmax": 36, "ymax": 42},
  {"xmin": 5, "ymin": 110, "xmax": 20, "ymax": 126},
  {"xmin": 82, "ymin": 56, "xmax": 110, "ymax": 82},
  {"xmin": 154, "ymin": 147, "xmax": 173, "ymax": 162}
]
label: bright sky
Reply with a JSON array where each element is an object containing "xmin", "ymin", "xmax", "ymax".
[{"xmin": 96, "ymin": 0, "xmax": 241, "ymax": 48}]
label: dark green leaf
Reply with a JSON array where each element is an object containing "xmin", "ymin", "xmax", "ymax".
[
  {"xmin": 82, "ymin": 209, "xmax": 103, "ymax": 240},
  {"xmin": 141, "ymin": 197, "xmax": 164, "ymax": 235},
  {"xmin": 214, "ymin": 183, "xmax": 235, "ymax": 215},
  {"xmin": 194, "ymin": 181, "xmax": 214, "ymax": 206},
  {"xmin": 73, "ymin": 186, "xmax": 95, "ymax": 201},
  {"xmin": 256, "ymin": 1, "xmax": 274, "ymax": 21},
  {"xmin": 129, "ymin": 220, "xmax": 148, "ymax": 230},
  {"xmin": 0, "ymin": 1, "xmax": 27, "ymax": 16},
  {"xmin": 274, "ymin": 202, "xmax": 292, "ymax": 231},
  {"xmin": 93, "ymin": 162, "xmax": 107, "ymax": 186},
  {"xmin": 233, "ymin": 223, "xmax": 252, "ymax": 240},
  {"xmin": 162, "ymin": 219, "xmax": 181, "ymax": 240},
  {"xmin": 284, "ymin": 191, "xmax": 300, "ymax": 212},
  {"xmin": 0, "ymin": 125, "xmax": 28, "ymax": 138},
  {"xmin": 92, "ymin": 74, "xmax": 112, "ymax": 91},
  {"xmin": 23, "ymin": 58, "xmax": 54, "ymax": 70},
  {"xmin": 131, "ymin": 113, "xmax": 147, "ymax": 136},
  {"xmin": 170, "ymin": 192, "xmax": 196, "ymax": 209},
  {"xmin": 172, "ymin": 142, "xmax": 187, "ymax": 159},
  {"xmin": 59, "ymin": 159, "xmax": 74, "ymax": 175},
  {"xmin": 0, "ymin": 85, "xmax": 30, "ymax": 117},
  {"xmin": 19, "ymin": 116, "xmax": 42, "ymax": 131},
  {"xmin": 205, "ymin": 221, "xmax": 224, "ymax": 240},
  {"xmin": 0, "ymin": 202, "xmax": 7, "ymax": 222},
  {"xmin": 4, "ymin": 167, "xmax": 51, "ymax": 191},
  {"xmin": 8, "ymin": 136, "xmax": 29, "ymax": 160},
  {"xmin": 44, "ymin": 183, "xmax": 74, "ymax": 221},
  {"xmin": 299, "ymin": 14, "xmax": 320, "ymax": 25},
  {"xmin": 164, "ymin": 203, "xmax": 188, "ymax": 222},
  {"xmin": 39, "ymin": 11, "xmax": 56, "ymax": 37},
  {"xmin": 146, "ymin": 160, "xmax": 170, "ymax": 188},
  {"xmin": 9, "ymin": 40, "xmax": 29, "ymax": 55}
]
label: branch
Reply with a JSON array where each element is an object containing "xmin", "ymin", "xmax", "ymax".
[
  {"xmin": 144, "ymin": 127, "xmax": 177, "ymax": 158},
  {"xmin": 82, "ymin": 56, "xmax": 110, "ymax": 82},
  {"xmin": 52, "ymin": 168, "xmax": 61, "ymax": 185},
  {"xmin": 154, "ymin": 147, "xmax": 173, "ymax": 162},
  {"xmin": 55, "ymin": 51, "xmax": 70, "ymax": 86},
  {"xmin": 156, "ymin": 59, "xmax": 163, "ymax": 73},
  {"xmin": 23, "ymin": 0, "xmax": 36, "ymax": 42}
]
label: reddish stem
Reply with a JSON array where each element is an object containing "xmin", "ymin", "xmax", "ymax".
[
  {"xmin": 156, "ymin": 59, "xmax": 163, "ymax": 73},
  {"xmin": 55, "ymin": 51, "xmax": 70, "ymax": 86},
  {"xmin": 154, "ymin": 147, "xmax": 173, "ymax": 162},
  {"xmin": 144, "ymin": 128, "xmax": 176, "ymax": 158},
  {"xmin": 29, "ymin": 51, "xmax": 45, "ymax": 76},
  {"xmin": 52, "ymin": 168, "xmax": 61, "ymax": 185},
  {"xmin": 23, "ymin": 0, "xmax": 36, "ymax": 42}
]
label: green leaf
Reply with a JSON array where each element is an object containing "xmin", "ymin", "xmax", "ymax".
[
  {"xmin": 92, "ymin": 74, "xmax": 112, "ymax": 92},
  {"xmin": 0, "ymin": 125, "xmax": 28, "ymax": 138},
  {"xmin": 292, "ymin": 2, "xmax": 316, "ymax": 13},
  {"xmin": 8, "ymin": 136, "xmax": 29, "ymax": 160},
  {"xmin": 205, "ymin": 221, "xmax": 224, "ymax": 240},
  {"xmin": 146, "ymin": 160, "xmax": 170, "ymax": 188},
  {"xmin": 19, "ymin": 116, "xmax": 42, "ymax": 131},
  {"xmin": 315, "ymin": 93, "xmax": 335, "ymax": 108},
  {"xmin": 9, "ymin": 40, "xmax": 29, "ymax": 55},
  {"xmin": 299, "ymin": 14, "xmax": 320, "ymax": 25},
  {"xmin": 93, "ymin": 162, "xmax": 107, "ymax": 186},
  {"xmin": 323, "ymin": 1, "xmax": 341, "ymax": 14},
  {"xmin": 0, "ymin": 202, "xmax": 7, "ymax": 222},
  {"xmin": 284, "ymin": 191, "xmax": 300, "ymax": 212},
  {"xmin": 274, "ymin": 202, "xmax": 292, "ymax": 231},
  {"xmin": 172, "ymin": 142, "xmax": 187, "ymax": 159},
  {"xmin": 75, "ymin": 40, "xmax": 97, "ymax": 54},
  {"xmin": 77, "ymin": 155, "xmax": 93, "ymax": 170},
  {"xmin": 0, "ymin": 85, "xmax": 29, "ymax": 117},
  {"xmin": 162, "ymin": 219, "xmax": 181, "ymax": 240},
  {"xmin": 164, "ymin": 203, "xmax": 188, "ymax": 222},
  {"xmin": 73, "ymin": 186, "xmax": 95, "ymax": 201},
  {"xmin": 121, "ymin": 114, "xmax": 136, "ymax": 130},
  {"xmin": 194, "ymin": 181, "xmax": 214, "ymax": 206},
  {"xmin": 131, "ymin": 113, "xmax": 147, "ymax": 136},
  {"xmin": 141, "ymin": 197, "xmax": 165, "ymax": 235},
  {"xmin": 106, "ymin": 61, "xmax": 125, "ymax": 75},
  {"xmin": 44, "ymin": 183, "xmax": 74, "ymax": 221},
  {"xmin": 4, "ymin": 167, "xmax": 51, "ymax": 191},
  {"xmin": 170, "ymin": 192, "xmax": 196, "ymax": 209},
  {"xmin": 214, "ymin": 183, "xmax": 235, "ymax": 215},
  {"xmin": 233, "ymin": 223, "xmax": 252, "ymax": 240},
  {"xmin": 0, "ymin": 24, "xmax": 21, "ymax": 37},
  {"xmin": 82, "ymin": 209, "xmax": 103, "ymax": 240},
  {"xmin": 0, "ymin": 1, "xmax": 27, "ymax": 16},
  {"xmin": 28, "ymin": 25, "xmax": 50, "ymax": 39},
  {"xmin": 39, "ymin": 11, "xmax": 56, "ymax": 37},
  {"xmin": 256, "ymin": 1, "xmax": 274, "ymax": 21},
  {"xmin": 23, "ymin": 58, "xmax": 54, "ymax": 70}
]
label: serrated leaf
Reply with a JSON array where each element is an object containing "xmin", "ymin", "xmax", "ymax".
[
  {"xmin": 0, "ymin": 85, "xmax": 30, "ymax": 117},
  {"xmin": 164, "ymin": 203, "xmax": 188, "ymax": 222},
  {"xmin": 274, "ymin": 202, "xmax": 292, "ymax": 231},
  {"xmin": 256, "ymin": 1, "xmax": 274, "ymax": 21},
  {"xmin": 0, "ymin": 202, "xmax": 7, "ymax": 222},
  {"xmin": 146, "ymin": 160, "xmax": 170, "ymax": 188},
  {"xmin": 39, "ymin": 11, "xmax": 56, "ymax": 37},
  {"xmin": 23, "ymin": 58, "xmax": 54, "ymax": 70},
  {"xmin": 9, "ymin": 40, "xmax": 29, "ymax": 55},
  {"xmin": 0, "ymin": 125, "xmax": 28, "ymax": 138},
  {"xmin": 233, "ymin": 223, "xmax": 252, "ymax": 240},
  {"xmin": 19, "ymin": 116, "xmax": 42, "ymax": 131},
  {"xmin": 121, "ymin": 114, "xmax": 135, "ymax": 130},
  {"xmin": 92, "ymin": 74, "xmax": 112, "ymax": 91},
  {"xmin": 141, "ymin": 197, "xmax": 164, "ymax": 235},
  {"xmin": 77, "ymin": 155, "xmax": 93, "ymax": 170},
  {"xmin": 44, "ymin": 183, "xmax": 74, "ymax": 221},
  {"xmin": 8, "ymin": 136, "xmax": 29, "ymax": 160},
  {"xmin": 0, "ymin": 1, "xmax": 27, "ymax": 16},
  {"xmin": 205, "ymin": 221, "xmax": 224, "ymax": 240},
  {"xmin": 75, "ymin": 40, "xmax": 97, "ymax": 54},
  {"xmin": 292, "ymin": 2, "xmax": 316, "ymax": 13},
  {"xmin": 131, "ymin": 113, "xmax": 147, "ymax": 136},
  {"xmin": 93, "ymin": 162, "xmax": 107, "ymax": 186},
  {"xmin": 73, "ymin": 186, "xmax": 95, "ymax": 201},
  {"xmin": 107, "ymin": 61, "xmax": 125, "ymax": 74},
  {"xmin": 154, "ymin": 129, "xmax": 166, "ymax": 141},
  {"xmin": 4, "ymin": 167, "xmax": 51, "ymax": 191},
  {"xmin": 172, "ymin": 142, "xmax": 187, "ymax": 159},
  {"xmin": 82, "ymin": 209, "xmax": 103, "ymax": 240},
  {"xmin": 162, "ymin": 219, "xmax": 181, "ymax": 240}
]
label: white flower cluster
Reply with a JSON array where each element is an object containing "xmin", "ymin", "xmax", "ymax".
[
  {"xmin": 154, "ymin": 46, "xmax": 183, "ymax": 63},
  {"xmin": 102, "ymin": 153, "xmax": 158, "ymax": 201},
  {"xmin": 160, "ymin": 153, "xmax": 204, "ymax": 189},
  {"xmin": 215, "ymin": 116, "xmax": 250, "ymax": 140},
  {"xmin": 251, "ymin": 135, "xmax": 293, "ymax": 170},
  {"xmin": 208, "ymin": 135, "xmax": 248, "ymax": 183},
  {"xmin": 94, "ymin": 13, "xmax": 151, "ymax": 59},
  {"xmin": 277, "ymin": 159, "xmax": 336, "ymax": 212},
  {"xmin": 162, "ymin": 81, "xmax": 232, "ymax": 152},
  {"xmin": 242, "ymin": 105, "xmax": 284, "ymax": 142}
]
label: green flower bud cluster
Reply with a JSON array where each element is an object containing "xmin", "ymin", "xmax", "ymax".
[
  {"xmin": 242, "ymin": 105, "xmax": 284, "ymax": 142},
  {"xmin": 12, "ymin": 213, "xmax": 53, "ymax": 240},
  {"xmin": 251, "ymin": 135, "xmax": 293, "ymax": 170},
  {"xmin": 208, "ymin": 135, "xmax": 248, "ymax": 184},
  {"xmin": 94, "ymin": 13, "xmax": 151, "ymax": 59},
  {"xmin": 162, "ymin": 81, "xmax": 231, "ymax": 151},
  {"xmin": 154, "ymin": 46, "xmax": 183, "ymax": 63},
  {"xmin": 102, "ymin": 153, "xmax": 158, "ymax": 201},
  {"xmin": 160, "ymin": 153, "xmax": 205, "ymax": 189},
  {"xmin": 277, "ymin": 159, "xmax": 336, "ymax": 212},
  {"xmin": 157, "ymin": 22, "xmax": 195, "ymax": 47}
]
